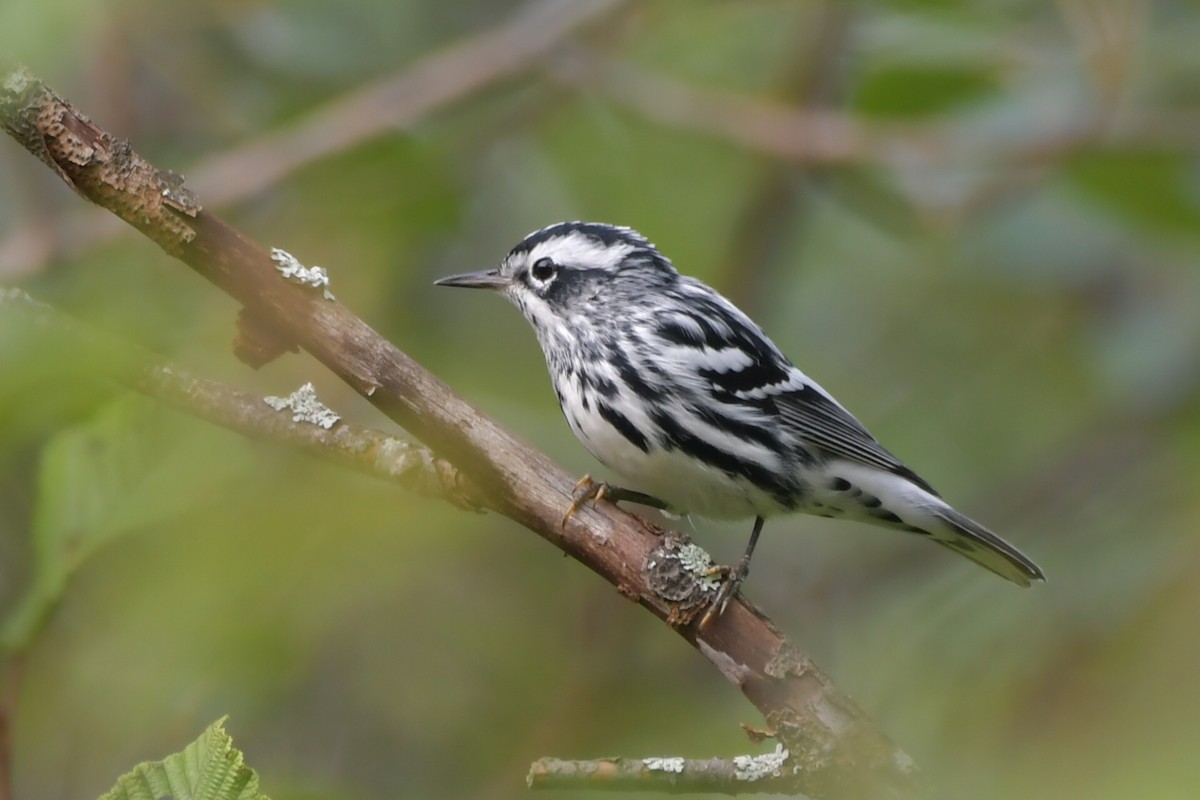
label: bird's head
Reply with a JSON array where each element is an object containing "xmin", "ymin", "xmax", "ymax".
[{"xmin": 435, "ymin": 222, "xmax": 677, "ymax": 330}]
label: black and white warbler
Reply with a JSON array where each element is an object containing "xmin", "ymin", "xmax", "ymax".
[{"xmin": 437, "ymin": 222, "xmax": 1044, "ymax": 617}]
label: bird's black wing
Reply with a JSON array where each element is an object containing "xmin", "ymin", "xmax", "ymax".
[
  {"xmin": 773, "ymin": 382, "xmax": 938, "ymax": 495},
  {"xmin": 661, "ymin": 281, "xmax": 938, "ymax": 496}
]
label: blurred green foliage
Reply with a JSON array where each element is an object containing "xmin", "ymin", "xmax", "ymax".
[{"xmin": 2, "ymin": 1, "xmax": 1199, "ymax": 799}]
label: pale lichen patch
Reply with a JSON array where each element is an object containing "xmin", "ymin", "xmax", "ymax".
[
  {"xmin": 733, "ymin": 744, "xmax": 789, "ymax": 782},
  {"xmin": 2, "ymin": 66, "xmax": 32, "ymax": 94},
  {"xmin": 271, "ymin": 247, "xmax": 332, "ymax": 296},
  {"xmin": 675, "ymin": 542, "xmax": 721, "ymax": 592},
  {"xmin": 0, "ymin": 287, "xmax": 34, "ymax": 304},
  {"xmin": 894, "ymin": 749, "xmax": 917, "ymax": 773},
  {"xmin": 642, "ymin": 757, "xmax": 685, "ymax": 774},
  {"xmin": 264, "ymin": 382, "xmax": 340, "ymax": 429}
]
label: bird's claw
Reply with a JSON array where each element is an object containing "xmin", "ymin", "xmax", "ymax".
[
  {"xmin": 561, "ymin": 475, "xmax": 609, "ymax": 528},
  {"xmin": 699, "ymin": 559, "xmax": 749, "ymax": 629}
]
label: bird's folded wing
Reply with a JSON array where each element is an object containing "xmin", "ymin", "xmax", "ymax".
[{"xmin": 775, "ymin": 382, "xmax": 939, "ymax": 496}]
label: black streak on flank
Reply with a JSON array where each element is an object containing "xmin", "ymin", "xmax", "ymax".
[
  {"xmin": 691, "ymin": 403, "xmax": 785, "ymax": 455},
  {"xmin": 650, "ymin": 410, "xmax": 799, "ymax": 508},
  {"xmin": 594, "ymin": 377, "xmax": 620, "ymax": 399},
  {"xmin": 598, "ymin": 402, "xmax": 650, "ymax": 452}
]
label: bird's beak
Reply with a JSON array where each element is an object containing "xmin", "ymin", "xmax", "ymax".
[{"xmin": 434, "ymin": 269, "xmax": 509, "ymax": 290}]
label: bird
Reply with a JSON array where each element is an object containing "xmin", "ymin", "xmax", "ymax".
[{"xmin": 435, "ymin": 221, "xmax": 1044, "ymax": 620}]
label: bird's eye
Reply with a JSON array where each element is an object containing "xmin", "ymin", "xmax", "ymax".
[{"xmin": 530, "ymin": 257, "xmax": 556, "ymax": 283}]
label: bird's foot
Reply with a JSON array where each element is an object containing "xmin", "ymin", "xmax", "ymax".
[
  {"xmin": 699, "ymin": 555, "xmax": 751, "ymax": 629},
  {"xmin": 561, "ymin": 475, "xmax": 609, "ymax": 527},
  {"xmin": 562, "ymin": 476, "xmax": 670, "ymax": 527},
  {"xmin": 698, "ymin": 516, "xmax": 763, "ymax": 628}
]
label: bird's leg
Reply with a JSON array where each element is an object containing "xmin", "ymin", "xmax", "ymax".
[
  {"xmin": 561, "ymin": 475, "xmax": 669, "ymax": 527},
  {"xmin": 700, "ymin": 516, "xmax": 765, "ymax": 628}
]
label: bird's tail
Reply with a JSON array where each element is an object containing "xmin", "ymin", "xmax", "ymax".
[{"xmin": 931, "ymin": 506, "xmax": 1045, "ymax": 587}]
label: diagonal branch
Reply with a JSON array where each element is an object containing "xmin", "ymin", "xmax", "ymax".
[{"xmin": 1, "ymin": 64, "xmax": 921, "ymax": 797}]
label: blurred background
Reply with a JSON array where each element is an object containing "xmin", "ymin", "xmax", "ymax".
[{"xmin": 2, "ymin": 1, "xmax": 1199, "ymax": 798}]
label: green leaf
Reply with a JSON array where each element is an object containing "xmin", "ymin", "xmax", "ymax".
[
  {"xmin": 853, "ymin": 64, "xmax": 999, "ymax": 118},
  {"xmin": 1065, "ymin": 150, "xmax": 1200, "ymax": 236},
  {"xmin": 98, "ymin": 717, "xmax": 269, "ymax": 800},
  {"xmin": 1, "ymin": 395, "xmax": 245, "ymax": 652}
]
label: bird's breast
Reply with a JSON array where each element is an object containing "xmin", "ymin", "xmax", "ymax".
[{"xmin": 553, "ymin": 379, "xmax": 790, "ymax": 520}]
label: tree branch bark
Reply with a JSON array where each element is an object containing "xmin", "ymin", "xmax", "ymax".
[
  {"xmin": 528, "ymin": 748, "xmax": 799, "ymax": 794},
  {"xmin": 1, "ymin": 64, "xmax": 921, "ymax": 797}
]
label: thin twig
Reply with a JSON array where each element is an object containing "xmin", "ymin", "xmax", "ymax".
[
  {"xmin": 564, "ymin": 54, "xmax": 1200, "ymax": 191},
  {"xmin": 555, "ymin": 53, "xmax": 893, "ymax": 165},
  {"xmin": 0, "ymin": 289, "xmax": 484, "ymax": 511},
  {"xmin": 528, "ymin": 748, "xmax": 798, "ymax": 794},
  {"xmin": 1, "ymin": 66, "xmax": 922, "ymax": 797},
  {"xmin": 185, "ymin": 0, "xmax": 629, "ymax": 205}
]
